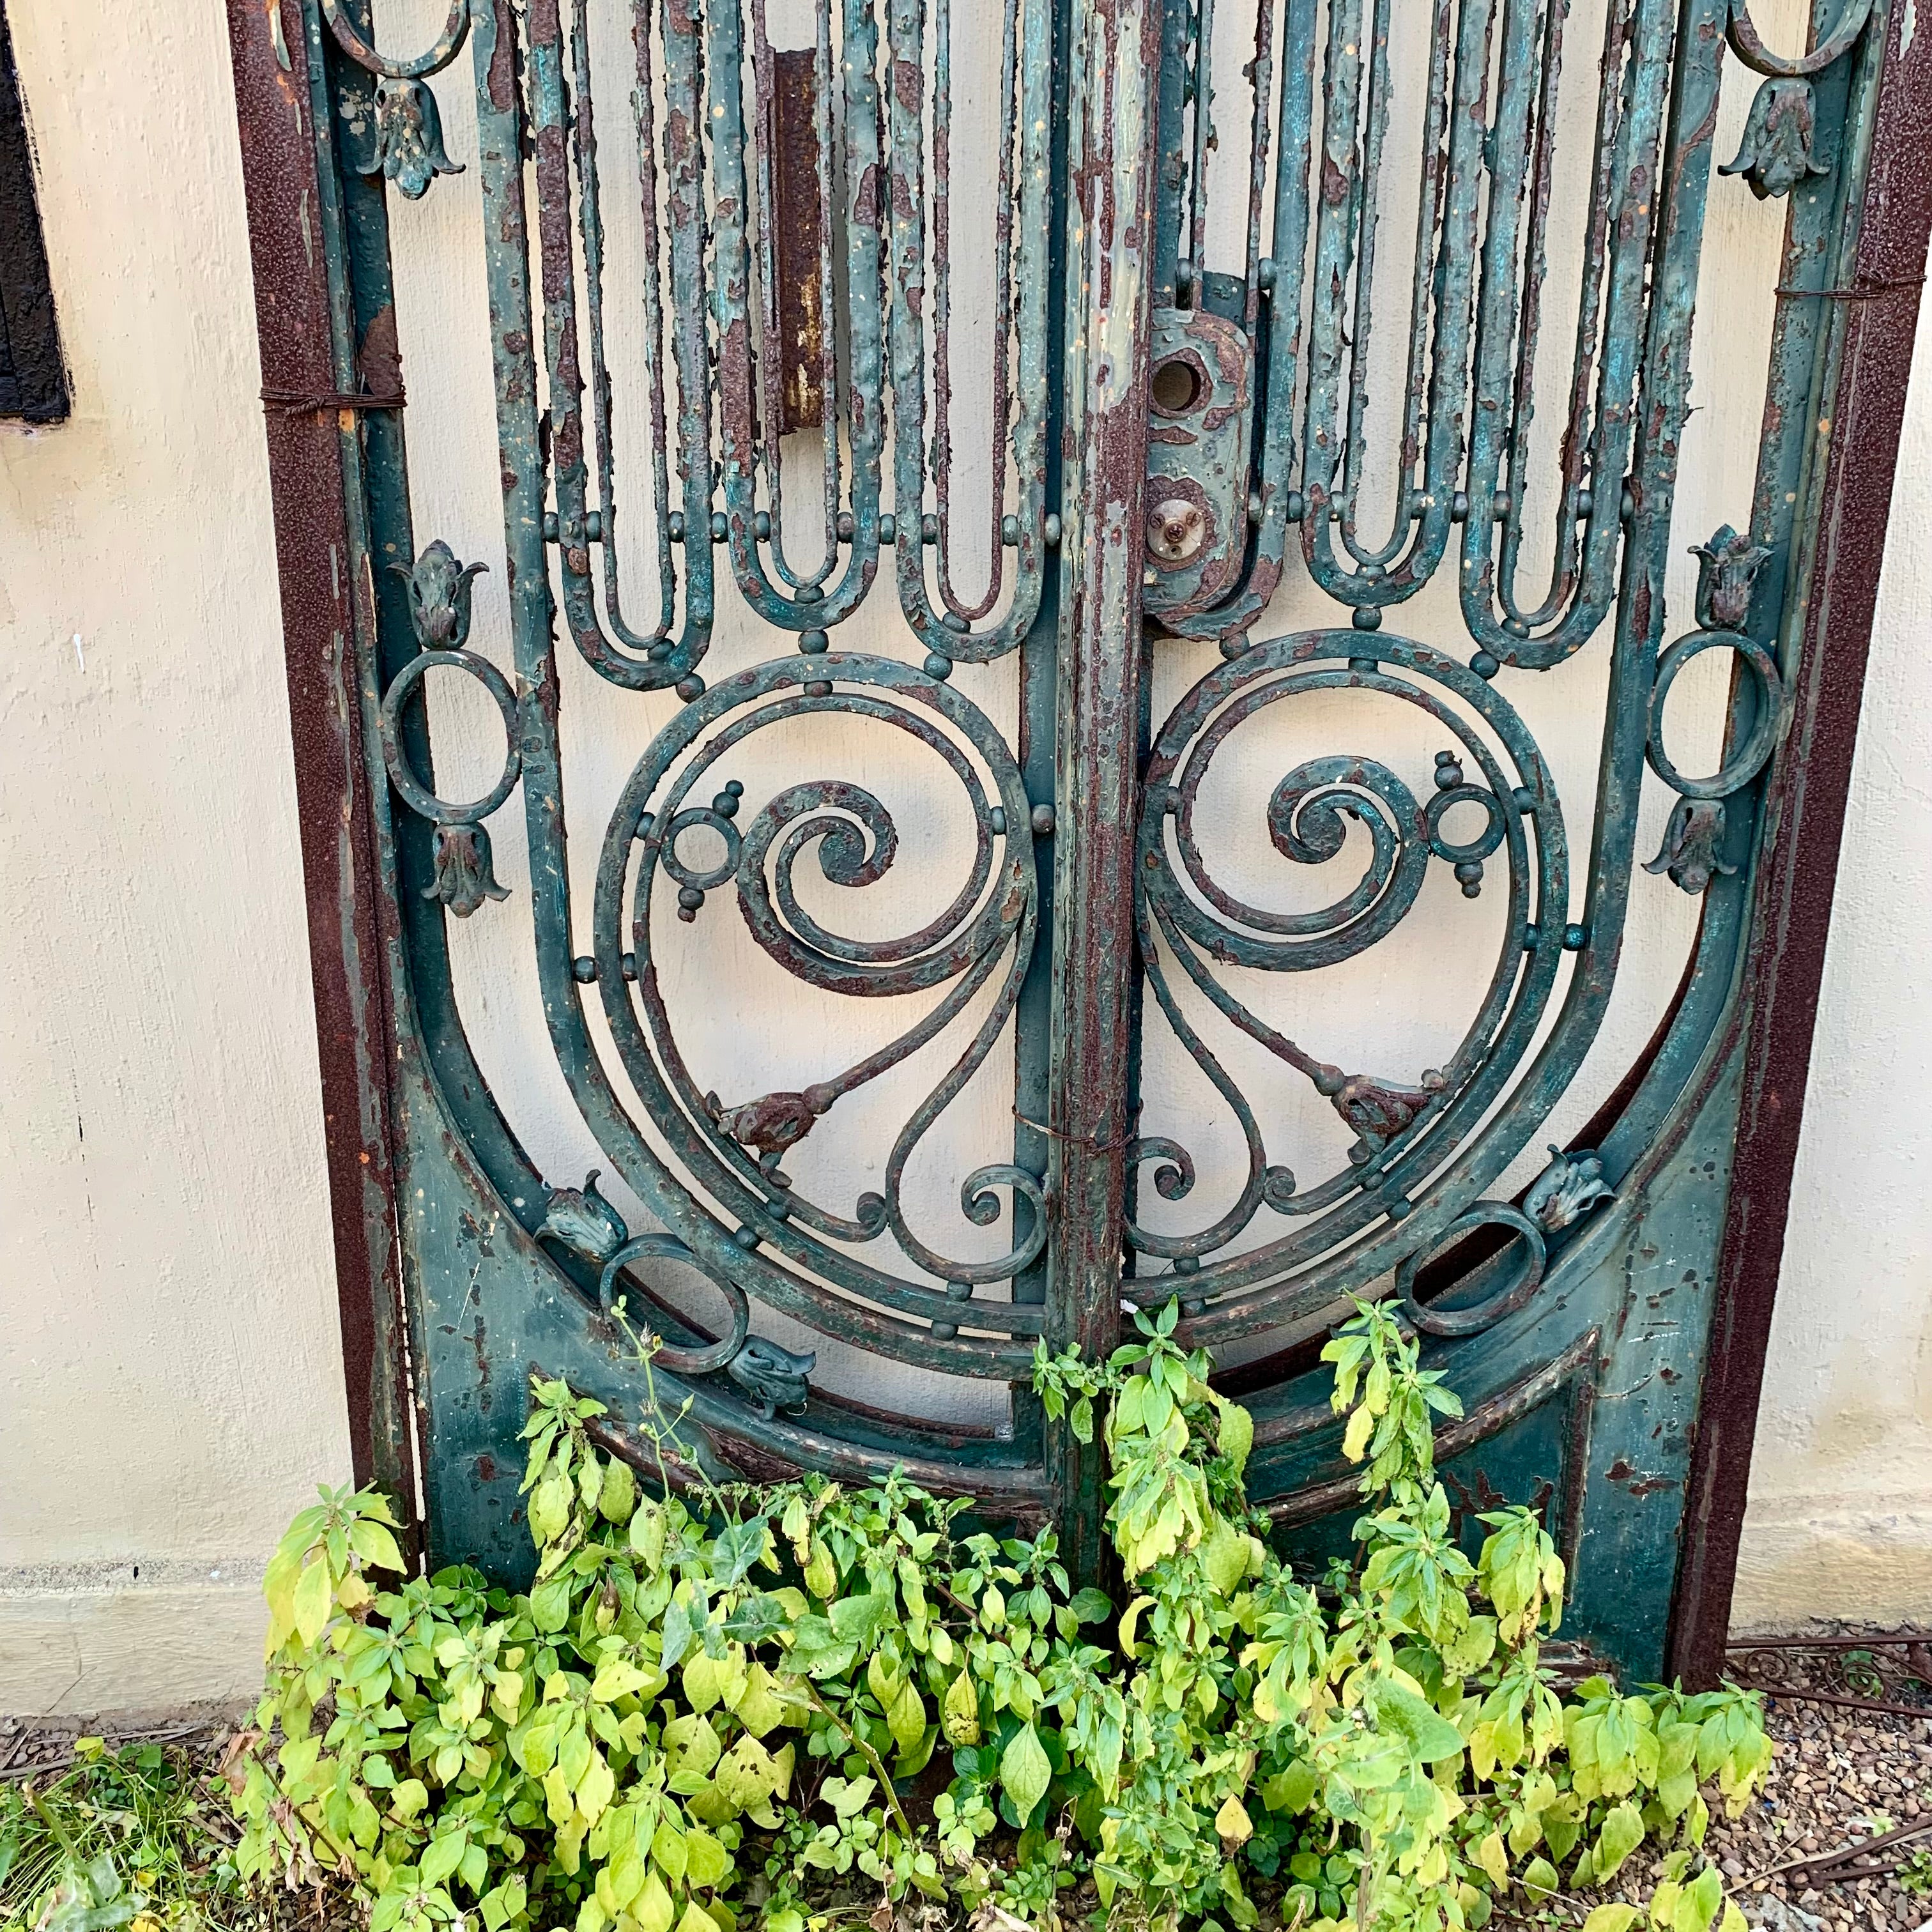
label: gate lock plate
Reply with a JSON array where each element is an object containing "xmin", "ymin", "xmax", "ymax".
[{"xmin": 1142, "ymin": 305, "xmax": 1252, "ymax": 623}]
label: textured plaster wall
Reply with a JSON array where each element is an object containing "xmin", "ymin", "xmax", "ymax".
[
  {"xmin": 0, "ymin": 0, "xmax": 1922, "ymax": 1712},
  {"xmin": 1729, "ymin": 305, "xmax": 1932, "ymax": 1634},
  {"xmin": 0, "ymin": 0, "xmax": 350, "ymax": 1712}
]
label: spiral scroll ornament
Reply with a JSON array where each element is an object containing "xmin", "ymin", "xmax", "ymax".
[
  {"xmin": 591, "ymin": 656, "xmax": 1045, "ymax": 1350},
  {"xmin": 1131, "ymin": 631, "xmax": 1568, "ymax": 1273}
]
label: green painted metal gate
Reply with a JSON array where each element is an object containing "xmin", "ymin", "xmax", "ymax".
[{"xmin": 227, "ymin": 0, "xmax": 1929, "ymax": 1684}]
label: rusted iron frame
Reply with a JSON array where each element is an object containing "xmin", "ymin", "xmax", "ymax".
[
  {"xmin": 222, "ymin": 0, "xmax": 417, "ymax": 1525},
  {"xmin": 1667, "ymin": 0, "xmax": 1932, "ymax": 1691},
  {"xmin": 1043, "ymin": 0, "xmax": 1165, "ymax": 1578}
]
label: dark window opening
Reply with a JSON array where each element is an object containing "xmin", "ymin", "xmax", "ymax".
[{"xmin": 0, "ymin": 0, "xmax": 66, "ymax": 425}]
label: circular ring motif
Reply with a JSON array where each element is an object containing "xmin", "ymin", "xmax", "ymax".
[
  {"xmin": 380, "ymin": 647, "xmax": 523, "ymax": 825},
  {"xmin": 597, "ymin": 1234, "xmax": 752, "ymax": 1372},
  {"xmin": 1646, "ymin": 628, "xmax": 1783, "ymax": 801},
  {"xmin": 1424, "ymin": 785, "xmax": 1507, "ymax": 864},
  {"xmin": 1396, "ymin": 1202, "xmax": 1548, "ymax": 1338}
]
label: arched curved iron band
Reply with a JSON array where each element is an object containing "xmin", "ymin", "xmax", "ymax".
[
  {"xmin": 596, "ymin": 1235, "xmax": 752, "ymax": 1373},
  {"xmin": 1728, "ymin": 0, "xmax": 1876, "ymax": 78},
  {"xmin": 585, "ymin": 654, "xmax": 1050, "ymax": 1337},
  {"xmin": 616, "ymin": 679, "xmax": 1043, "ymax": 1285},
  {"xmin": 705, "ymin": 0, "xmax": 890, "ymax": 635},
  {"xmin": 321, "ymin": 0, "xmax": 469, "ymax": 79},
  {"xmin": 574, "ymin": 1363, "xmax": 1054, "ymax": 1517},
  {"xmin": 379, "ymin": 647, "xmax": 522, "ymax": 825},
  {"xmin": 879, "ymin": 0, "xmax": 1054, "ymax": 664},
  {"xmin": 1133, "ymin": 645, "xmax": 1558, "ymax": 1254},
  {"xmin": 525, "ymin": 0, "xmax": 716, "ymax": 691},
  {"xmin": 1397, "ymin": 1203, "xmax": 1549, "ymax": 1338},
  {"xmin": 1160, "ymin": 0, "xmax": 1730, "ymax": 1335},
  {"xmin": 1646, "ymin": 629, "xmax": 1786, "ymax": 801}
]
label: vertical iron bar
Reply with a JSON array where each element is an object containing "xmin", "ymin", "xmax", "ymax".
[
  {"xmin": 1045, "ymin": 0, "xmax": 1163, "ymax": 1583},
  {"xmin": 222, "ymin": 0, "xmax": 417, "ymax": 1527}
]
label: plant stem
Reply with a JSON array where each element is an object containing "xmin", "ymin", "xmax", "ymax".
[{"xmin": 798, "ymin": 1682, "xmax": 917, "ymax": 1848}]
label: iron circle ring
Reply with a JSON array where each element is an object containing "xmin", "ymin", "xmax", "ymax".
[
  {"xmin": 1423, "ymin": 784, "xmax": 1506, "ymax": 864},
  {"xmin": 1645, "ymin": 629, "xmax": 1783, "ymax": 802},
  {"xmin": 1396, "ymin": 1202, "xmax": 1548, "ymax": 1338},
  {"xmin": 597, "ymin": 1234, "xmax": 751, "ymax": 1373},
  {"xmin": 380, "ymin": 647, "xmax": 523, "ymax": 825}
]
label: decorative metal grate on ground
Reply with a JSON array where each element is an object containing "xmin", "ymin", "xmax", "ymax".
[{"xmin": 225, "ymin": 0, "xmax": 1932, "ymax": 1685}]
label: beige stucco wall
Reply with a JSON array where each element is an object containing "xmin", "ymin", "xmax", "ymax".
[{"xmin": 0, "ymin": 0, "xmax": 1923, "ymax": 1712}]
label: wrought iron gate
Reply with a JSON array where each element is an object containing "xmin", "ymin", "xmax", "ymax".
[{"xmin": 227, "ymin": 0, "xmax": 1932, "ymax": 1683}]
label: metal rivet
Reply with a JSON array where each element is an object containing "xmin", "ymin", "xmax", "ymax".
[
  {"xmin": 1564, "ymin": 923, "xmax": 1588, "ymax": 951},
  {"xmin": 1247, "ymin": 491, "xmax": 1264, "ymax": 526},
  {"xmin": 1471, "ymin": 650, "xmax": 1499, "ymax": 680},
  {"xmin": 542, "ymin": 511, "xmax": 560, "ymax": 543},
  {"xmin": 1522, "ymin": 925, "xmax": 1540, "ymax": 952},
  {"xmin": 753, "ymin": 510, "xmax": 771, "ymax": 541},
  {"xmin": 1621, "ymin": 486, "xmax": 1636, "ymax": 521},
  {"xmin": 732, "ymin": 1224, "xmax": 760, "ymax": 1251},
  {"xmin": 799, "ymin": 629, "xmax": 829, "ymax": 655},
  {"xmin": 836, "ymin": 511, "xmax": 855, "ymax": 542},
  {"xmin": 1349, "ymin": 656, "xmax": 1377, "ymax": 675},
  {"xmin": 1001, "ymin": 514, "xmax": 1019, "ymax": 546},
  {"xmin": 942, "ymin": 610, "xmax": 969, "ymax": 634},
  {"xmin": 668, "ymin": 512, "xmax": 686, "ymax": 542},
  {"xmin": 796, "ymin": 582, "xmax": 822, "ymax": 604},
  {"xmin": 1383, "ymin": 1193, "xmax": 1413, "ymax": 1220},
  {"xmin": 709, "ymin": 512, "xmax": 727, "ymax": 542},
  {"xmin": 1031, "ymin": 802, "xmax": 1055, "ymax": 837},
  {"xmin": 931, "ymin": 1321, "xmax": 958, "ymax": 1340},
  {"xmin": 1043, "ymin": 513, "xmax": 1062, "ymax": 548},
  {"xmin": 1257, "ymin": 256, "xmax": 1277, "ymax": 292},
  {"xmin": 572, "ymin": 955, "xmax": 597, "ymax": 983},
  {"xmin": 922, "ymin": 512, "xmax": 940, "ymax": 544},
  {"xmin": 923, "ymin": 651, "xmax": 953, "ymax": 680},
  {"xmin": 1492, "ymin": 491, "xmax": 1512, "ymax": 521},
  {"xmin": 1512, "ymin": 786, "xmax": 1537, "ymax": 813},
  {"xmin": 585, "ymin": 510, "xmax": 602, "ymax": 544},
  {"xmin": 675, "ymin": 674, "xmax": 705, "ymax": 702},
  {"xmin": 804, "ymin": 680, "xmax": 832, "ymax": 698},
  {"xmin": 1353, "ymin": 606, "xmax": 1383, "ymax": 632},
  {"xmin": 1576, "ymin": 487, "xmax": 1595, "ymax": 520},
  {"xmin": 1285, "ymin": 490, "xmax": 1306, "ymax": 523},
  {"xmin": 621, "ymin": 952, "xmax": 638, "ymax": 981},
  {"xmin": 1450, "ymin": 491, "xmax": 1469, "ymax": 523},
  {"xmin": 989, "ymin": 806, "xmax": 1006, "ymax": 836},
  {"xmin": 880, "ymin": 512, "xmax": 898, "ymax": 543}
]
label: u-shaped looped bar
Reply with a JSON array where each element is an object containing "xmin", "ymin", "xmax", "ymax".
[{"xmin": 321, "ymin": 0, "xmax": 471, "ymax": 79}]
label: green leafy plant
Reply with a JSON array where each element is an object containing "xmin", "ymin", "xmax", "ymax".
[{"xmin": 229, "ymin": 1300, "xmax": 1772, "ymax": 1932}]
